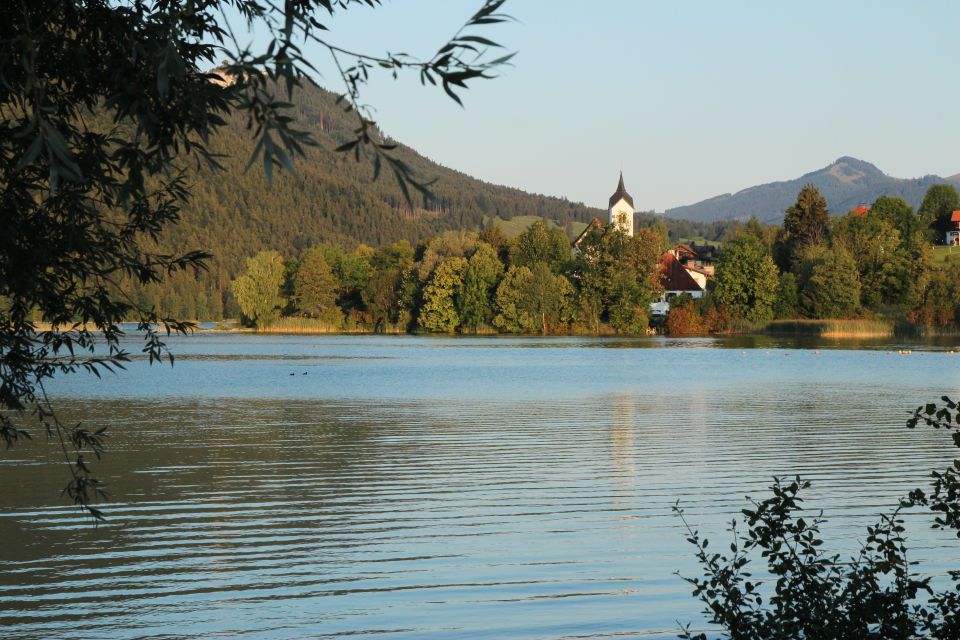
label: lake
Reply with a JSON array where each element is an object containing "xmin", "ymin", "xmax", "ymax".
[{"xmin": 2, "ymin": 334, "xmax": 960, "ymax": 639}]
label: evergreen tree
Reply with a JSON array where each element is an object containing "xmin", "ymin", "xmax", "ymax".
[{"xmin": 779, "ymin": 185, "xmax": 831, "ymax": 269}]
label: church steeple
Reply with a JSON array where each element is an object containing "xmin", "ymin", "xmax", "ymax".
[
  {"xmin": 608, "ymin": 171, "xmax": 635, "ymax": 236},
  {"xmin": 608, "ymin": 171, "xmax": 634, "ymax": 208}
]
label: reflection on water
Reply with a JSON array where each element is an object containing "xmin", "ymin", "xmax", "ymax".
[{"xmin": 1, "ymin": 335, "xmax": 960, "ymax": 639}]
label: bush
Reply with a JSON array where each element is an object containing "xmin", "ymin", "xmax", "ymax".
[{"xmin": 675, "ymin": 397, "xmax": 960, "ymax": 639}]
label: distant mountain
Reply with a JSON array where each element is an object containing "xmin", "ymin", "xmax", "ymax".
[{"xmin": 665, "ymin": 157, "xmax": 960, "ymax": 223}]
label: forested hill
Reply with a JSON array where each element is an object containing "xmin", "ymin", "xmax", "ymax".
[
  {"xmin": 162, "ymin": 78, "xmax": 603, "ymax": 274},
  {"xmin": 138, "ymin": 78, "xmax": 731, "ymax": 319},
  {"xmin": 665, "ymin": 157, "xmax": 960, "ymax": 224}
]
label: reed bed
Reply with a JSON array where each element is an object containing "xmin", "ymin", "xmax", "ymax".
[
  {"xmin": 765, "ymin": 318, "xmax": 893, "ymax": 338},
  {"xmin": 259, "ymin": 317, "xmax": 353, "ymax": 334}
]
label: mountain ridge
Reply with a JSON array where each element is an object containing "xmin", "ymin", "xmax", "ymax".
[{"xmin": 664, "ymin": 157, "xmax": 960, "ymax": 223}]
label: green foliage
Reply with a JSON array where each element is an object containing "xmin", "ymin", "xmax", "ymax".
[
  {"xmin": 714, "ymin": 236, "xmax": 779, "ymax": 323},
  {"xmin": 779, "ymin": 185, "xmax": 831, "ymax": 269},
  {"xmin": 231, "ymin": 251, "xmax": 286, "ymax": 328},
  {"xmin": 493, "ymin": 263, "xmax": 573, "ymax": 334},
  {"xmin": 797, "ymin": 245, "xmax": 861, "ymax": 319},
  {"xmin": 918, "ymin": 184, "xmax": 960, "ymax": 242},
  {"xmin": 572, "ymin": 225, "xmax": 662, "ymax": 333},
  {"xmin": 871, "ymin": 196, "xmax": 921, "ymax": 246},
  {"xmin": 419, "ymin": 257, "xmax": 467, "ymax": 333},
  {"xmin": 677, "ymin": 397, "xmax": 960, "ymax": 640},
  {"xmin": 419, "ymin": 231, "xmax": 478, "ymax": 281},
  {"xmin": 833, "ymin": 213, "xmax": 911, "ymax": 308},
  {"xmin": 292, "ymin": 249, "xmax": 337, "ymax": 317},
  {"xmin": 772, "ymin": 272, "xmax": 799, "ymax": 319},
  {"xmin": 362, "ymin": 240, "xmax": 417, "ymax": 331},
  {"xmin": 510, "ymin": 221, "xmax": 571, "ymax": 273},
  {"xmin": 458, "ymin": 243, "xmax": 504, "ymax": 331}
]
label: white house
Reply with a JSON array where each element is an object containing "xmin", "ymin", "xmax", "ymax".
[{"xmin": 947, "ymin": 211, "xmax": 960, "ymax": 246}]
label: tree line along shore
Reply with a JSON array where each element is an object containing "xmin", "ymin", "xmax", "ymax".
[{"xmin": 212, "ymin": 183, "xmax": 960, "ymax": 338}]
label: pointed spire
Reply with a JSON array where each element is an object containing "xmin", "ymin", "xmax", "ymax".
[{"xmin": 608, "ymin": 171, "xmax": 634, "ymax": 208}]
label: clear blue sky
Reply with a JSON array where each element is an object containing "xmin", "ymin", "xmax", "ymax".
[{"xmin": 239, "ymin": 1, "xmax": 960, "ymax": 211}]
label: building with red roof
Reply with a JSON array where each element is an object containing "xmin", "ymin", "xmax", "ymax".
[{"xmin": 947, "ymin": 211, "xmax": 960, "ymax": 246}]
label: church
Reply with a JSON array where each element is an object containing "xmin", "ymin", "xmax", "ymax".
[{"xmin": 608, "ymin": 172, "xmax": 635, "ymax": 236}]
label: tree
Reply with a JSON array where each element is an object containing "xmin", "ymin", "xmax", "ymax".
[
  {"xmin": 832, "ymin": 212, "xmax": 910, "ymax": 309},
  {"xmin": 362, "ymin": 240, "xmax": 416, "ymax": 331},
  {"xmin": 231, "ymin": 251, "xmax": 286, "ymax": 328},
  {"xmin": 778, "ymin": 185, "xmax": 831, "ymax": 269},
  {"xmin": 871, "ymin": 196, "xmax": 921, "ymax": 247},
  {"xmin": 510, "ymin": 221, "xmax": 571, "ymax": 273},
  {"xmin": 572, "ymin": 224, "xmax": 662, "ymax": 333},
  {"xmin": 773, "ymin": 272, "xmax": 799, "ymax": 319},
  {"xmin": 2, "ymin": 0, "xmax": 511, "ymax": 516},
  {"xmin": 714, "ymin": 235, "xmax": 779, "ymax": 323},
  {"xmin": 292, "ymin": 249, "xmax": 337, "ymax": 317},
  {"xmin": 918, "ymin": 183, "xmax": 960, "ymax": 242},
  {"xmin": 797, "ymin": 245, "xmax": 861, "ymax": 318},
  {"xmin": 419, "ymin": 257, "xmax": 467, "ymax": 333},
  {"xmin": 492, "ymin": 263, "xmax": 573, "ymax": 334},
  {"xmin": 457, "ymin": 243, "xmax": 504, "ymax": 331}
]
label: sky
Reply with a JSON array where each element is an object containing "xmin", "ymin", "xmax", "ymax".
[{"xmin": 236, "ymin": 1, "xmax": 960, "ymax": 212}]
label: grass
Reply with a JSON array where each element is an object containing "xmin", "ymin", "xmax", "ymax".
[
  {"xmin": 931, "ymin": 245, "xmax": 960, "ymax": 263},
  {"xmin": 487, "ymin": 215, "xmax": 583, "ymax": 239},
  {"xmin": 764, "ymin": 318, "xmax": 894, "ymax": 338}
]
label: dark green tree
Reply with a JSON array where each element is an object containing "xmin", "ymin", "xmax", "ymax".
[
  {"xmin": 778, "ymin": 185, "xmax": 831, "ymax": 269},
  {"xmin": 292, "ymin": 249, "xmax": 337, "ymax": 317},
  {"xmin": 773, "ymin": 272, "xmax": 799, "ymax": 319},
  {"xmin": 918, "ymin": 184, "xmax": 960, "ymax": 243},
  {"xmin": 797, "ymin": 245, "xmax": 861, "ymax": 318},
  {"xmin": 871, "ymin": 196, "xmax": 921, "ymax": 246},
  {"xmin": 362, "ymin": 240, "xmax": 416, "ymax": 331}
]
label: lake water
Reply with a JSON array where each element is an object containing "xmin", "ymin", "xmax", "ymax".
[{"xmin": 2, "ymin": 334, "xmax": 960, "ymax": 639}]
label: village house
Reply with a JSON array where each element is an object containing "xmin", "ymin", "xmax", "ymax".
[{"xmin": 947, "ymin": 211, "xmax": 960, "ymax": 246}]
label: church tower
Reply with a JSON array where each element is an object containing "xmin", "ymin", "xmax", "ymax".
[{"xmin": 608, "ymin": 172, "xmax": 634, "ymax": 236}]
